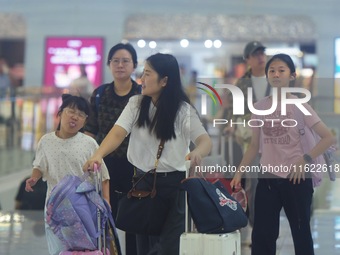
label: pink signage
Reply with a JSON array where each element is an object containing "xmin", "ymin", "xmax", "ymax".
[{"xmin": 44, "ymin": 37, "xmax": 103, "ymax": 88}]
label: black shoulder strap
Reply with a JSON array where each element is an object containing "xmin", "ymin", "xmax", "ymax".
[
  {"xmin": 137, "ymin": 84, "xmax": 142, "ymax": 94},
  {"xmin": 131, "ymin": 80, "xmax": 142, "ymax": 94},
  {"xmin": 95, "ymin": 84, "xmax": 108, "ymax": 113}
]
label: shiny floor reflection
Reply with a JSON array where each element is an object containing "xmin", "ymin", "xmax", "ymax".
[
  {"xmin": 2, "ymin": 188, "xmax": 340, "ymax": 254},
  {"xmin": 241, "ymin": 210, "xmax": 340, "ymax": 255},
  {"xmin": 1, "ymin": 210, "xmax": 340, "ymax": 254},
  {"xmin": 0, "ymin": 211, "xmax": 48, "ymax": 255}
]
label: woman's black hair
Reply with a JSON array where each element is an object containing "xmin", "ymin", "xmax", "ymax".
[
  {"xmin": 137, "ymin": 53, "xmax": 190, "ymax": 141},
  {"xmin": 106, "ymin": 42, "xmax": 138, "ymax": 68},
  {"xmin": 56, "ymin": 94, "xmax": 90, "ymax": 130},
  {"xmin": 265, "ymin": 53, "xmax": 296, "ymax": 87}
]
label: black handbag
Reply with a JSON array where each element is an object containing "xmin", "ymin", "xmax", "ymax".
[
  {"xmin": 115, "ymin": 140, "xmax": 169, "ymax": 235},
  {"xmin": 181, "ymin": 178, "xmax": 248, "ymax": 234}
]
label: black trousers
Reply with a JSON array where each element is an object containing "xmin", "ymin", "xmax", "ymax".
[
  {"xmin": 251, "ymin": 176, "xmax": 314, "ymax": 255},
  {"xmin": 135, "ymin": 170, "xmax": 185, "ymax": 255},
  {"xmin": 104, "ymin": 156, "xmax": 137, "ymax": 255}
]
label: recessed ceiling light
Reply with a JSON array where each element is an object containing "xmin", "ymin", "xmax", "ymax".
[
  {"xmin": 149, "ymin": 41, "xmax": 157, "ymax": 49},
  {"xmin": 204, "ymin": 40, "xmax": 213, "ymax": 48},
  {"xmin": 137, "ymin": 39, "xmax": 146, "ymax": 48},
  {"xmin": 214, "ymin": 40, "xmax": 222, "ymax": 48},
  {"xmin": 180, "ymin": 39, "xmax": 189, "ymax": 48}
]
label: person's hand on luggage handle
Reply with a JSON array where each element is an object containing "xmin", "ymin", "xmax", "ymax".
[
  {"xmin": 83, "ymin": 155, "xmax": 103, "ymax": 172},
  {"xmin": 230, "ymin": 170, "xmax": 243, "ymax": 192}
]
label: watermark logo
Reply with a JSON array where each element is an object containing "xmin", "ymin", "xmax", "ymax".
[
  {"xmin": 198, "ymin": 83, "xmax": 311, "ymax": 116},
  {"xmin": 197, "ymin": 82, "xmax": 222, "ymax": 115},
  {"xmin": 197, "ymin": 82, "xmax": 312, "ymax": 128}
]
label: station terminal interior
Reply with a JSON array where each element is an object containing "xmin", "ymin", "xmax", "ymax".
[{"xmin": 1, "ymin": 1, "xmax": 340, "ymax": 254}]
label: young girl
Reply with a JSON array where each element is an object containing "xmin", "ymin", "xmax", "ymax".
[
  {"xmin": 83, "ymin": 53, "xmax": 212, "ymax": 255},
  {"xmin": 25, "ymin": 94, "xmax": 110, "ymax": 255},
  {"xmin": 231, "ymin": 54, "xmax": 335, "ymax": 255}
]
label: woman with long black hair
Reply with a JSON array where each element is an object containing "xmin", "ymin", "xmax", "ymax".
[{"xmin": 83, "ymin": 53, "xmax": 212, "ymax": 255}]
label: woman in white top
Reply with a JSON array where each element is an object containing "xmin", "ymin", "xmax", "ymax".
[{"xmin": 83, "ymin": 53, "xmax": 212, "ymax": 255}]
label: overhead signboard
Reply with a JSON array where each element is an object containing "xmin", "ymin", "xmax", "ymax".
[{"xmin": 43, "ymin": 37, "xmax": 103, "ymax": 88}]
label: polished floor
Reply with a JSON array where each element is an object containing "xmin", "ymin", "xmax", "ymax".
[
  {"xmin": 241, "ymin": 210, "xmax": 340, "ymax": 255},
  {"xmin": 0, "ymin": 148, "xmax": 340, "ymax": 254},
  {"xmin": 0, "ymin": 211, "xmax": 48, "ymax": 255},
  {"xmin": 240, "ymin": 176, "xmax": 340, "ymax": 255},
  {"xmin": 1, "ymin": 210, "xmax": 340, "ymax": 255}
]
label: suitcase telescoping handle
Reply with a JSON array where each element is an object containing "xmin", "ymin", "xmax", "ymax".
[
  {"xmin": 184, "ymin": 160, "xmax": 193, "ymax": 233},
  {"xmin": 227, "ymin": 135, "xmax": 233, "ymax": 166},
  {"xmin": 220, "ymin": 134, "xmax": 233, "ymax": 166},
  {"xmin": 183, "ymin": 134, "xmax": 234, "ymax": 233},
  {"xmin": 93, "ymin": 163, "xmax": 107, "ymax": 253}
]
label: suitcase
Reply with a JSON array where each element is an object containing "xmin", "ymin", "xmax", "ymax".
[
  {"xmin": 202, "ymin": 231, "xmax": 241, "ymax": 255},
  {"xmin": 60, "ymin": 251, "xmax": 108, "ymax": 255},
  {"xmin": 59, "ymin": 164, "xmax": 112, "ymax": 255},
  {"xmin": 180, "ymin": 231, "xmax": 241, "ymax": 255},
  {"xmin": 179, "ymin": 233, "xmax": 204, "ymax": 254},
  {"xmin": 180, "ymin": 140, "xmax": 242, "ymax": 255}
]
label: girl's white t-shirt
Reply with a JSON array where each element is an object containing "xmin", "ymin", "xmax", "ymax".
[{"xmin": 33, "ymin": 132, "xmax": 110, "ymax": 198}]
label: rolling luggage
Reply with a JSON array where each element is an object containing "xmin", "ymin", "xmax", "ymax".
[
  {"xmin": 179, "ymin": 137, "xmax": 243, "ymax": 255},
  {"xmin": 47, "ymin": 164, "xmax": 121, "ymax": 255},
  {"xmin": 179, "ymin": 231, "xmax": 241, "ymax": 255},
  {"xmin": 179, "ymin": 177, "xmax": 243, "ymax": 255},
  {"xmin": 202, "ymin": 231, "xmax": 241, "ymax": 254}
]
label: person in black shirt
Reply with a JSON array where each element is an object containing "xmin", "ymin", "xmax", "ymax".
[{"xmin": 84, "ymin": 42, "xmax": 140, "ymax": 255}]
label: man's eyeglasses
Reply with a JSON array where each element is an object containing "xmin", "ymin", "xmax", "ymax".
[
  {"xmin": 64, "ymin": 108, "xmax": 88, "ymax": 119},
  {"xmin": 110, "ymin": 58, "xmax": 132, "ymax": 66}
]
